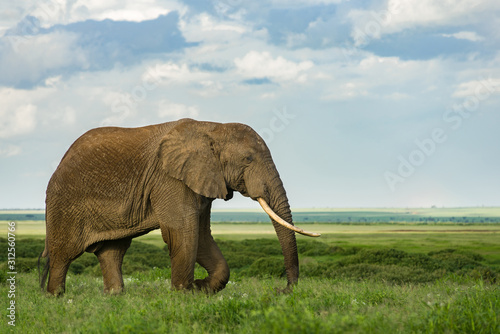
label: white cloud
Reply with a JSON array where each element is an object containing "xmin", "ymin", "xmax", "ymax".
[
  {"xmin": 442, "ymin": 31, "xmax": 484, "ymax": 42},
  {"xmin": 322, "ymin": 81, "xmax": 369, "ymax": 101},
  {"xmin": 0, "ymin": 103, "xmax": 37, "ymax": 139},
  {"xmin": 0, "ymin": 31, "xmax": 87, "ymax": 86},
  {"xmin": 90, "ymin": 8, "xmax": 170, "ymax": 22},
  {"xmin": 452, "ymin": 77, "xmax": 500, "ymax": 99},
  {"xmin": 234, "ymin": 51, "xmax": 313, "ymax": 83},
  {"xmin": 158, "ymin": 100, "xmax": 199, "ymax": 119},
  {"xmin": 144, "ymin": 62, "xmax": 208, "ymax": 84},
  {"xmin": 142, "ymin": 61, "xmax": 228, "ymax": 97},
  {"xmin": 180, "ymin": 12, "xmax": 249, "ymax": 45},
  {"xmin": 25, "ymin": 0, "xmax": 186, "ymax": 27},
  {"xmin": 349, "ymin": 0, "xmax": 500, "ymax": 45},
  {"xmin": 320, "ymin": 54, "xmax": 444, "ymax": 101},
  {"xmin": 196, "ymin": 13, "xmax": 247, "ymax": 33}
]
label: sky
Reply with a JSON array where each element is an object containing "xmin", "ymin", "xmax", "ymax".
[{"xmin": 0, "ymin": 0, "xmax": 499, "ymax": 209}]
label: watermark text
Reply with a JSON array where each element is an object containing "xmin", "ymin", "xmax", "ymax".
[{"xmin": 6, "ymin": 221, "xmax": 16, "ymax": 327}]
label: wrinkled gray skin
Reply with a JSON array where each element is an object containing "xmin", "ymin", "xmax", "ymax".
[{"xmin": 41, "ymin": 119, "xmax": 298, "ymax": 295}]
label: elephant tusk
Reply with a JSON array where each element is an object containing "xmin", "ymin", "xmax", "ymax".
[{"xmin": 257, "ymin": 198, "xmax": 321, "ymax": 237}]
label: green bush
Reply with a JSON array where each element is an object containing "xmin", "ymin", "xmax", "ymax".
[
  {"xmin": 301, "ymin": 260, "xmax": 335, "ymax": 277},
  {"xmin": 428, "ymin": 248, "xmax": 485, "ymax": 262},
  {"xmin": 226, "ymin": 252, "xmax": 261, "ymax": 269},
  {"xmin": 128, "ymin": 241, "xmax": 168, "ymax": 255},
  {"xmin": 468, "ymin": 267, "xmax": 497, "ymax": 283},
  {"xmin": 297, "ymin": 240, "xmax": 333, "ymax": 256},
  {"xmin": 70, "ymin": 253, "xmax": 99, "ymax": 274},
  {"xmin": 219, "ymin": 239, "xmax": 282, "ymax": 256},
  {"xmin": 69, "ymin": 262, "xmax": 86, "ymax": 275},
  {"xmin": 339, "ymin": 248, "xmax": 412, "ymax": 266},
  {"xmin": 332, "ymin": 264, "xmax": 444, "ymax": 283},
  {"xmin": 297, "ymin": 247, "xmax": 497, "ymax": 283},
  {"xmin": 124, "ymin": 254, "xmax": 170, "ymax": 270},
  {"xmin": 239, "ymin": 257, "xmax": 285, "ymax": 278},
  {"xmin": 122, "ymin": 262, "xmax": 153, "ymax": 276},
  {"xmin": 0, "ymin": 238, "xmax": 44, "ymax": 261},
  {"xmin": 428, "ymin": 249, "xmax": 484, "ymax": 272},
  {"xmin": 0, "ymin": 269, "xmax": 6, "ymax": 285},
  {"xmin": 12, "ymin": 238, "xmax": 45, "ymax": 258},
  {"xmin": 0, "ymin": 257, "xmax": 40, "ymax": 273}
]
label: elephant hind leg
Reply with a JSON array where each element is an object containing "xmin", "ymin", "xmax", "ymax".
[
  {"xmin": 95, "ymin": 238, "xmax": 132, "ymax": 294},
  {"xmin": 195, "ymin": 235, "xmax": 230, "ymax": 293},
  {"xmin": 47, "ymin": 253, "xmax": 80, "ymax": 296}
]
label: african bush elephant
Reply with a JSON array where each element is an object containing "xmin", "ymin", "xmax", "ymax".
[{"xmin": 40, "ymin": 118, "xmax": 319, "ymax": 295}]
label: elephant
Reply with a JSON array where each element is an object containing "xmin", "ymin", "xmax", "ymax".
[{"xmin": 39, "ymin": 118, "xmax": 319, "ymax": 296}]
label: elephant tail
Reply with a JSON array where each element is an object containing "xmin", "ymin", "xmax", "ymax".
[{"xmin": 38, "ymin": 242, "xmax": 50, "ymax": 291}]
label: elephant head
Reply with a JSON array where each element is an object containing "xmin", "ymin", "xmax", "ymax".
[{"xmin": 159, "ymin": 119, "xmax": 319, "ymax": 290}]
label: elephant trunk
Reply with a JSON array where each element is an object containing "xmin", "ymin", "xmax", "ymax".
[
  {"xmin": 264, "ymin": 174, "xmax": 300, "ymax": 289},
  {"xmin": 252, "ymin": 155, "xmax": 319, "ymax": 290}
]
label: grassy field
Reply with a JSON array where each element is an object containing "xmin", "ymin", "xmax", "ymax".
[
  {"xmin": 1, "ymin": 215, "xmax": 499, "ymax": 333},
  {"xmin": 3, "ymin": 273, "xmax": 499, "ymax": 333}
]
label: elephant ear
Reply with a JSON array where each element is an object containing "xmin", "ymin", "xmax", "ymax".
[{"xmin": 158, "ymin": 119, "xmax": 228, "ymax": 199}]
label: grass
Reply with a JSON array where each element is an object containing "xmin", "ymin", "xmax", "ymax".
[
  {"xmin": 1, "ymin": 215, "xmax": 499, "ymax": 333},
  {"xmin": 3, "ymin": 273, "xmax": 499, "ymax": 333}
]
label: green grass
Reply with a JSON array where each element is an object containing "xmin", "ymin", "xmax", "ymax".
[
  {"xmin": 3, "ymin": 273, "xmax": 499, "ymax": 333},
  {"xmin": 1, "ymin": 217, "xmax": 499, "ymax": 333},
  {"xmin": 2, "ymin": 236, "xmax": 500, "ymax": 332}
]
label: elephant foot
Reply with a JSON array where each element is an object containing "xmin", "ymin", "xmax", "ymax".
[
  {"xmin": 275, "ymin": 283, "xmax": 295, "ymax": 295},
  {"xmin": 103, "ymin": 286, "xmax": 124, "ymax": 295},
  {"xmin": 46, "ymin": 286, "xmax": 65, "ymax": 297},
  {"xmin": 193, "ymin": 277, "xmax": 228, "ymax": 294},
  {"xmin": 193, "ymin": 278, "xmax": 212, "ymax": 293}
]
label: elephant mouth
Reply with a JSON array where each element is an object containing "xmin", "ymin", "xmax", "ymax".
[{"xmin": 256, "ymin": 198, "xmax": 320, "ymax": 237}]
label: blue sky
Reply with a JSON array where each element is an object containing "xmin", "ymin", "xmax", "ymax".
[{"xmin": 1, "ymin": 0, "xmax": 499, "ymax": 209}]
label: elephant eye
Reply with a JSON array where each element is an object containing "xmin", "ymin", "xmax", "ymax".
[{"xmin": 244, "ymin": 155, "xmax": 253, "ymax": 163}]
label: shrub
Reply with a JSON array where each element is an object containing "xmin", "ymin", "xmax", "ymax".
[
  {"xmin": 70, "ymin": 253, "xmax": 99, "ymax": 274},
  {"xmin": 301, "ymin": 261, "xmax": 335, "ymax": 277},
  {"xmin": 464, "ymin": 267, "xmax": 496, "ymax": 283},
  {"xmin": 297, "ymin": 240, "xmax": 332, "ymax": 256},
  {"xmin": 428, "ymin": 249, "xmax": 484, "ymax": 272},
  {"xmin": 332, "ymin": 264, "xmax": 444, "ymax": 283},
  {"xmin": 428, "ymin": 249, "xmax": 485, "ymax": 262},
  {"xmin": 124, "ymin": 254, "xmax": 170, "ymax": 270},
  {"xmin": 127, "ymin": 241, "xmax": 168, "ymax": 255},
  {"xmin": 0, "ymin": 258, "xmax": 39, "ymax": 273},
  {"xmin": 12, "ymin": 238, "xmax": 45, "ymax": 258},
  {"xmin": 293, "ymin": 247, "xmax": 497, "ymax": 284},
  {"xmin": 239, "ymin": 257, "xmax": 285, "ymax": 278},
  {"xmin": 0, "ymin": 238, "xmax": 45, "ymax": 261},
  {"xmin": 226, "ymin": 253, "xmax": 261, "ymax": 269}
]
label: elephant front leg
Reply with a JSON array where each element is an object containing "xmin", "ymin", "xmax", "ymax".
[
  {"xmin": 161, "ymin": 224, "xmax": 199, "ymax": 290},
  {"xmin": 194, "ymin": 235, "xmax": 230, "ymax": 293}
]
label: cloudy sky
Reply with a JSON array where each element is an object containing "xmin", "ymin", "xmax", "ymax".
[{"xmin": 1, "ymin": 0, "xmax": 499, "ymax": 209}]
